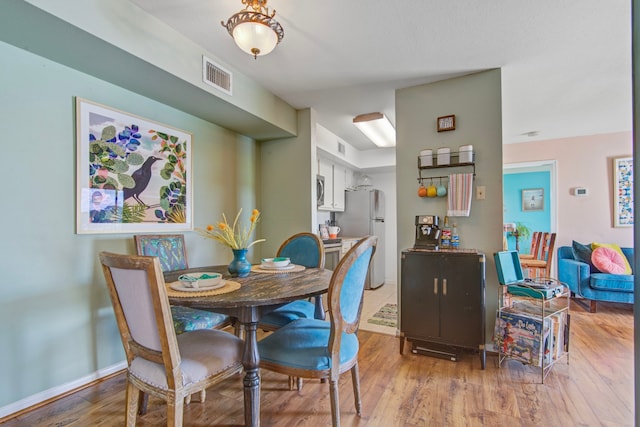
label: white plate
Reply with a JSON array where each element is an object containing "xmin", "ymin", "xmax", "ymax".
[
  {"xmin": 170, "ymin": 280, "xmax": 227, "ymax": 292},
  {"xmin": 260, "ymin": 264, "xmax": 295, "ymax": 271}
]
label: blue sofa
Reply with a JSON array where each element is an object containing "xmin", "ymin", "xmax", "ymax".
[{"xmin": 557, "ymin": 246, "xmax": 634, "ymax": 312}]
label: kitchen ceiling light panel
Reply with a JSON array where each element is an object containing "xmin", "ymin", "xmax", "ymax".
[{"xmin": 353, "ymin": 112, "xmax": 396, "ymax": 147}]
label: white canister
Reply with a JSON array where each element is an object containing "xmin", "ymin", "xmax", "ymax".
[
  {"xmin": 459, "ymin": 145, "xmax": 474, "ymax": 163},
  {"xmin": 437, "ymin": 147, "xmax": 450, "ymax": 165},
  {"xmin": 419, "ymin": 149, "xmax": 433, "ymax": 167}
]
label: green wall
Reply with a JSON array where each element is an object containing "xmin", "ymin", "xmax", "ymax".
[
  {"xmin": 259, "ymin": 108, "xmax": 316, "ymax": 256},
  {"xmin": 0, "ymin": 41, "xmax": 261, "ymax": 407},
  {"xmin": 395, "ymin": 70, "xmax": 504, "ymax": 343},
  {"xmin": 0, "ymin": 0, "xmax": 297, "ymax": 142}
]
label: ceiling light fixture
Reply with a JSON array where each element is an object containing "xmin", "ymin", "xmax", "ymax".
[
  {"xmin": 221, "ymin": 0, "xmax": 284, "ymax": 59},
  {"xmin": 353, "ymin": 112, "xmax": 396, "ymax": 147}
]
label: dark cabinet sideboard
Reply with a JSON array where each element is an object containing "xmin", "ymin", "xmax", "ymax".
[{"xmin": 400, "ymin": 249, "xmax": 486, "ymax": 369}]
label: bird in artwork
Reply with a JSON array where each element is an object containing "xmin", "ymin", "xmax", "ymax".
[{"xmin": 123, "ymin": 156, "xmax": 162, "ymax": 206}]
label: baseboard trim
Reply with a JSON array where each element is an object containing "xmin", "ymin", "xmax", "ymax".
[{"xmin": 0, "ymin": 361, "xmax": 127, "ymax": 422}]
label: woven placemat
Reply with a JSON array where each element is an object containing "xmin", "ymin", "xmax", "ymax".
[
  {"xmin": 166, "ymin": 280, "xmax": 241, "ymax": 298},
  {"xmin": 251, "ymin": 264, "xmax": 306, "ymax": 274}
]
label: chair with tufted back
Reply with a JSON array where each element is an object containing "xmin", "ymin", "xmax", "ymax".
[{"xmin": 258, "ymin": 236, "xmax": 377, "ymax": 427}]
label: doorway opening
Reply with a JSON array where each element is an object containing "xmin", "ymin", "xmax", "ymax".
[{"xmin": 503, "ymin": 160, "xmax": 557, "ymax": 271}]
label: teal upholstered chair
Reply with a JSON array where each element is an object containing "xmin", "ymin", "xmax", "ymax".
[
  {"xmin": 258, "ymin": 232, "xmax": 325, "ymax": 331},
  {"xmin": 258, "ymin": 236, "xmax": 377, "ymax": 427},
  {"xmin": 134, "ymin": 234, "xmax": 233, "ymax": 333}
]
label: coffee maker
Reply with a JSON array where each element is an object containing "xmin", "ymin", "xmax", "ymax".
[{"xmin": 414, "ymin": 215, "xmax": 440, "ymax": 250}]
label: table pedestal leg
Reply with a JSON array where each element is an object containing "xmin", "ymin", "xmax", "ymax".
[
  {"xmin": 242, "ymin": 318, "xmax": 260, "ymax": 427},
  {"xmin": 314, "ymin": 295, "xmax": 326, "ymax": 320}
]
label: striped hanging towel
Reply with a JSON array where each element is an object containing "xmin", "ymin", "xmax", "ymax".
[{"xmin": 447, "ymin": 173, "xmax": 473, "ymax": 217}]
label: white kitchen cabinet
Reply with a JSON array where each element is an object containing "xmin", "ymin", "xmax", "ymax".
[
  {"xmin": 318, "ymin": 158, "xmax": 333, "ymax": 210},
  {"xmin": 318, "ymin": 158, "xmax": 346, "ymax": 212},
  {"xmin": 333, "ymin": 164, "xmax": 346, "ymax": 211}
]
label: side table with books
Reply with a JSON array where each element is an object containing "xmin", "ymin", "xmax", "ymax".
[{"xmin": 493, "ymin": 251, "xmax": 570, "ymax": 383}]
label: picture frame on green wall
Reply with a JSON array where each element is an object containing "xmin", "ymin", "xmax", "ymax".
[
  {"xmin": 613, "ymin": 156, "xmax": 633, "ymax": 228},
  {"xmin": 522, "ymin": 188, "xmax": 544, "ymax": 212},
  {"xmin": 75, "ymin": 98, "xmax": 193, "ymax": 234}
]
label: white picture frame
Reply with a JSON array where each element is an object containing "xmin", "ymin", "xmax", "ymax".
[
  {"xmin": 613, "ymin": 156, "xmax": 633, "ymax": 227},
  {"xmin": 522, "ymin": 188, "xmax": 544, "ymax": 212},
  {"xmin": 76, "ymin": 98, "xmax": 193, "ymax": 234}
]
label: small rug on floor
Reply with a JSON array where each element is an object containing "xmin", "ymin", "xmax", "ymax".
[{"xmin": 367, "ymin": 303, "xmax": 397, "ymax": 328}]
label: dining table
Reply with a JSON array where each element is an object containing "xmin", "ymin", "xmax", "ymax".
[{"xmin": 164, "ymin": 264, "xmax": 333, "ymax": 427}]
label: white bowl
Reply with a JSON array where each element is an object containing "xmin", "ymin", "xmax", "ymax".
[
  {"xmin": 178, "ymin": 272, "xmax": 222, "ymax": 289},
  {"xmin": 261, "ymin": 257, "xmax": 291, "ymax": 269}
]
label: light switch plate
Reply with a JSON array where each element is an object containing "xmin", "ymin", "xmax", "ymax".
[{"xmin": 476, "ymin": 186, "xmax": 486, "ymax": 200}]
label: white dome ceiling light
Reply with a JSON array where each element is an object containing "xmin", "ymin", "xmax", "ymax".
[{"xmin": 221, "ymin": 0, "xmax": 284, "ymax": 60}]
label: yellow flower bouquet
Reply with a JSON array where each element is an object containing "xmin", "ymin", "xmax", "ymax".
[{"xmin": 197, "ymin": 208, "xmax": 265, "ymax": 250}]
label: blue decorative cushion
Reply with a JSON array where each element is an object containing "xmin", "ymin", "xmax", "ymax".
[
  {"xmin": 258, "ymin": 318, "xmax": 359, "ymax": 371},
  {"xmin": 170, "ymin": 306, "xmax": 229, "ymax": 335},
  {"xmin": 572, "ymin": 240, "xmax": 599, "ymax": 273},
  {"xmin": 259, "ymin": 300, "xmax": 316, "ymax": 329}
]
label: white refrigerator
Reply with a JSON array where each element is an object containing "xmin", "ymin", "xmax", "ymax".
[{"xmin": 335, "ymin": 189, "xmax": 385, "ymax": 289}]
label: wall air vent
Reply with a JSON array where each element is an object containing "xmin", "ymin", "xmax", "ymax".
[
  {"xmin": 202, "ymin": 56, "xmax": 232, "ymax": 96},
  {"xmin": 337, "ymin": 141, "xmax": 346, "ymax": 155}
]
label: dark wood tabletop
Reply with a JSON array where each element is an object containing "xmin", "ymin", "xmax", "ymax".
[{"xmin": 164, "ymin": 265, "xmax": 332, "ymax": 309}]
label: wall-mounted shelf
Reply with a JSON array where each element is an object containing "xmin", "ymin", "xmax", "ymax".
[{"xmin": 417, "ymin": 152, "xmax": 476, "ymax": 183}]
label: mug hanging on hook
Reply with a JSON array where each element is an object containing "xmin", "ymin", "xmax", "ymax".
[
  {"xmin": 418, "ymin": 182, "xmax": 427, "ymax": 198},
  {"xmin": 437, "ymin": 177, "xmax": 447, "ymax": 197},
  {"xmin": 427, "ymin": 178, "xmax": 437, "ymax": 197}
]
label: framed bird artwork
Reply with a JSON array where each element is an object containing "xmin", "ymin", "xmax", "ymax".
[{"xmin": 75, "ymin": 98, "xmax": 193, "ymax": 234}]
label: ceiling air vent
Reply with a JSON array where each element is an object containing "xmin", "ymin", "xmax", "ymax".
[
  {"xmin": 202, "ymin": 56, "xmax": 232, "ymax": 96},
  {"xmin": 337, "ymin": 141, "xmax": 346, "ymax": 155}
]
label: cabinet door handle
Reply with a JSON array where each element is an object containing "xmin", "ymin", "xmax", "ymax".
[
  {"xmin": 442, "ymin": 278, "xmax": 447, "ymax": 296},
  {"xmin": 433, "ymin": 278, "xmax": 438, "ymax": 295}
]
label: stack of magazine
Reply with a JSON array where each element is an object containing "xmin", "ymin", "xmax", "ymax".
[{"xmin": 494, "ymin": 308, "xmax": 568, "ymax": 367}]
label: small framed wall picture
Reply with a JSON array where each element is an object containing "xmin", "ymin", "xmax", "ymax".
[
  {"xmin": 522, "ymin": 188, "xmax": 544, "ymax": 212},
  {"xmin": 613, "ymin": 156, "xmax": 633, "ymax": 227},
  {"xmin": 437, "ymin": 114, "xmax": 456, "ymax": 132}
]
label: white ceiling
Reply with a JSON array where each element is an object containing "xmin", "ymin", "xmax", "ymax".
[{"xmin": 131, "ymin": 0, "xmax": 632, "ymax": 151}]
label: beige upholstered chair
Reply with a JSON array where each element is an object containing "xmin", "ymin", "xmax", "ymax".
[
  {"xmin": 134, "ymin": 234, "xmax": 235, "ymax": 413},
  {"xmin": 258, "ymin": 236, "xmax": 377, "ymax": 427},
  {"xmin": 99, "ymin": 252, "xmax": 243, "ymax": 427}
]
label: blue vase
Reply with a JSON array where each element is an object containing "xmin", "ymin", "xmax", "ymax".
[{"xmin": 228, "ymin": 248, "xmax": 251, "ymax": 278}]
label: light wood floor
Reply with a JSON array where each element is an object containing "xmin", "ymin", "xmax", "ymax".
[
  {"xmin": 359, "ymin": 281, "xmax": 398, "ymax": 336},
  {"xmin": 1, "ymin": 301, "xmax": 633, "ymax": 426}
]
